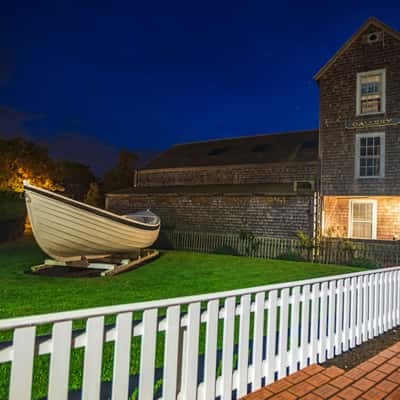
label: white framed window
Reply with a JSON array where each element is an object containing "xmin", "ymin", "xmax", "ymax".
[
  {"xmin": 356, "ymin": 69, "xmax": 386, "ymax": 115},
  {"xmin": 348, "ymin": 199, "xmax": 377, "ymax": 239},
  {"xmin": 355, "ymin": 132, "xmax": 385, "ymax": 179}
]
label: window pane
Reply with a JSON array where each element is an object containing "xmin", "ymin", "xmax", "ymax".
[
  {"xmin": 359, "ymin": 72, "xmax": 383, "ymax": 114},
  {"xmin": 353, "ymin": 203, "xmax": 373, "ymax": 220},
  {"xmin": 358, "ymin": 135, "xmax": 382, "ymax": 177},
  {"xmin": 351, "ymin": 202, "xmax": 374, "ymax": 239},
  {"xmin": 353, "ymin": 222, "xmax": 373, "ymax": 239}
]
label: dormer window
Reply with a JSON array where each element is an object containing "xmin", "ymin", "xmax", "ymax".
[
  {"xmin": 356, "ymin": 69, "xmax": 386, "ymax": 115},
  {"xmin": 208, "ymin": 147, "xmax": 227, "ymax": 156}
]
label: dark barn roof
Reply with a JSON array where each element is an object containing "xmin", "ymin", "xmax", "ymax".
[{"xmin": 143, "ymin": 129, "xmax": 319, "ymax": 170}]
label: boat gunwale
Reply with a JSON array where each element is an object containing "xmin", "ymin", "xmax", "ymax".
[{"xmin": 24, "ymin": 184, "xmax": 160, "ymax": 232}]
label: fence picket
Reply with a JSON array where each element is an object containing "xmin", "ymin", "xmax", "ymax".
[
  {"xmin": 221, "ymin": 297, "xmax": 236, "ymax": 400},
  {"xmin": 356, "ymin": 276, "xmax": 363, "ymax": 346},
  {"xmin": 334, "ymin": 279, "xmax": 344, "ymax": 355},
  {"xmin": 327, "ymin": 281, "xmax": 336, "ymax": 359},
  {"xmin": 139, "ymin": 309, "xmax": 158, "ymax": 400},
  {"xmin": 396, "ymin": 271, "xmax": 400, "ymax": 326},
  {"xmin": 368, "ymin": 274, "xmax": 374, "ymax": 339},
  {"xmin": 319, "ymin": 282, "xmax": 328, "ymax": 362},
  {"xmin": 181, "ymin": 302, "xmax": 201, "ymax": 400},
  {"xmin": 252, "ymin": 292, "xmax": 265, "ymax": 390},
  {"xmin": 163, "ymin": 306, "xmax": 181, "ymax": 400},
  {"xmin": 379, "ymin": 273, "xmax": 384, "ymax": 334},
  {"xmin": 9, "ymin": 326, "xmax": 36, "ymax": 400},
  {"xmin": 289, "ymin": 286, "xmax": 300, "ymax": 373},
  {"xmin": 237, "ymin": 295, "xmax": 251, "ymax": 397},
  {"xmin": 349, "ymin": 278, "xmax": 357, "ymax": 348},
  {"xmin": 388, "ymin": 271, "xmax": 394, "ymax": 329},
  {"xmin": 278, "ymin": 288, "xmax": 289, "ymax": 378},
  {"xmin": 48, "ymin": 321, "xmax": 72, "ymax": 400},
  {"xmin": 82, "ymin": 316, "xmax": 104, "ymax": 400},
  {"xmin": 374, "ymin": 274, "xmax": 380, "ymax": 336},
  {"xmin": 309, "ymin": 284, "xmax": 319, "ymax": 364},
  {"xmin": 203, "ymin": 300, "xmax": 219, "ymax": 400},
  {"xmin": 384, "ymin": 273, "xmax": 389, "ymax": 331},
  {"xmin": 265, "ymin": 290, "xmax": 278, "ymax": 384},
  {"xmin": 300, "ymin": 285, "xmax": 311, "ymax": 368},
  {"xmin": 362, "ymin": 275, "xmax": 369, "ymax": 342}
]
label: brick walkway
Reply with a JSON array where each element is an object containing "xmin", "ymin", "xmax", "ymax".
[{"xmin": 241, "ymin": 342, "xmax": 400, "ymax": 399}]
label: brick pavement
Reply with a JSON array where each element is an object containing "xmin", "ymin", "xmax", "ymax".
[{"xmin": 240, "ymin": 342, "xmax": 400, "ymax": 399}]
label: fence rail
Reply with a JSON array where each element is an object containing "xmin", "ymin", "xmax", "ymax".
[
  {"xmin": 158, "ymin": 230, "xmax": 400, "ymax": 266},
  {"xmin": 1, "ymin": 267, "xmax": 400, "ymax": 399}
]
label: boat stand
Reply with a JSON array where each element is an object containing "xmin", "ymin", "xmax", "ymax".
[{"xmin": 31, "ymin": 249, "xmax": 159, "ymax": 277}]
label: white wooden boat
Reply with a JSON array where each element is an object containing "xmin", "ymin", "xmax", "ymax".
[{"xmin": 24, "ymin": 182, "xmax": 160, "ymax": 262}]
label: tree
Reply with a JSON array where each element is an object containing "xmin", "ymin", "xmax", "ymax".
[
  {"xmin": 0, "ymin": 138, "xmax": 61, "ymax": 192},
  {"xmin": 84, "ymin": 182, "xmax": 103, "ymax": 207},
  {"xmin": 103, "ymin": 150, "xmax": 138, "ymax": 193},
  {"xmin": 55, "ymin": 160, "xmax": 96, "ymax": 200}
]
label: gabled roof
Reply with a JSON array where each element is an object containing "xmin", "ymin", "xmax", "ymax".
[
  {"xmin": 314, "ymin": 17, "xmax": 400, "ymax": 81},
  {"xmin": 142, "ymin": 129, "xmax": 318, "ymax": 170}
]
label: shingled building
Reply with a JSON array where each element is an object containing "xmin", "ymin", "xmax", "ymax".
[{"xmin": 106, "ymin": 17, "xmax": 400, "ymax": 241}]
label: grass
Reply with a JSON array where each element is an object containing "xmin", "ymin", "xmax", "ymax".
[{"xmin": 0, "ymin": 235, "xmax": 366, "ymax": 399}]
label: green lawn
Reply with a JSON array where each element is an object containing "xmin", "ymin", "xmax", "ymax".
[
  {"xmin": 0, "ymin": 235, "xmax": 365, "ymax": 320},
  {"xmin": 0, "ymin": 235, "xmax": 366, "ymax": 399}
]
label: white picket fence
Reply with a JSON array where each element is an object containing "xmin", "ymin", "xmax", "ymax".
[{"xmin": 1, "ymin": 267, "xmax": 400, "ymax": 400}]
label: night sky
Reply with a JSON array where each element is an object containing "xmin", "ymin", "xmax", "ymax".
[{"xmin": 1, "ymin": 1, "xmax": 399, "ymax": 155}]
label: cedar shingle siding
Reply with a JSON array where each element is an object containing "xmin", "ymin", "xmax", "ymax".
[{"xmin": 318, "ymin": 21, "xmax": 400, "ymax": 196}]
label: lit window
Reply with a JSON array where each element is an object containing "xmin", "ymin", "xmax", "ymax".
[
  {"xmin": 355, "ymin": 132, "xmax": 385, "ymax": 178},
  {"xmin": 356, "ymin": 69, "xmax": 386, "ymax": 115},
  {"xmin": 349, "ymin": 200, "xmax": 377, "ymax": 239}
]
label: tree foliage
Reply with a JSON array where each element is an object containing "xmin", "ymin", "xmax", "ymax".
[
  {"xmin": 84, "ymin": 182, "xmax": 103, "ymax": 207},
  {"xmin": 103, "ymin": 150, "xmax": 138, "ymax": 193},
  {"xmin": 0, "ymin": 138, "xmax": 61, "ymax": 192},
  {"xmin": 54, "ymin": 160, "xmax": 95, "ymax": 200}
]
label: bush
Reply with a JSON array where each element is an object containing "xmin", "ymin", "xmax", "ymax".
[
  {"xmin": 0, "ymin": 218, "xmax": 26, "ymax": 243},
  {"xmin": 0, "ymin": 191, "xmax": 26, "ymax": 220},
  {"xmin": 84, "ymin": 182, "xmax": 103, "ymax": 207},
  {"xmin": 213, "ymin": 245, "xmax": 239, "ymax": 256},
  {"xmin": 347, "ymin": 257, "xmax": 379, "ymax": 269},
  {"xmin": 238, "ymin": 230, "xmax": 261, "ymax": 256},
  {"xmin": 276, "ymin": 252, "xmax": 306, "ymax": 262},
  {"xmin": 0, "ymin": 191, "xmax": 27, "ymax": 243}
]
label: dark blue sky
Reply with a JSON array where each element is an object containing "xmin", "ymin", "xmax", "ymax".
[{"xmin": 1, "ymin": 1, "xmax": 399, "ymax": 152}]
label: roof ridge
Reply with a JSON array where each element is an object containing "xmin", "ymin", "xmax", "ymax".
[
  {"xmin": 170, "ymin": 128, "xmax": 318, "ymax": 148},
  {"xmin": 314, "ymin": 16, "xmax": 400, "ymax": 81}
]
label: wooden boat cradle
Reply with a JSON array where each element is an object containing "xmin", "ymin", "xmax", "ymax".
[{"xmin": 31, "ymin": 249, "xmax": 159, "ymax": 277}]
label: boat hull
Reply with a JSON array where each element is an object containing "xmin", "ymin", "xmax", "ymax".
[{"xmin": 25, "ymin": 184, "xmax": 160, "ymax": 261}]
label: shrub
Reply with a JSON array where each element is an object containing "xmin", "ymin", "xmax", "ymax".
[
  {"xmin": 238, "ymin": 230, "xmax": 261, "ymax": 256},
  {"xmin": 347, "ymin": 257, "xmax": 379, "ymax": 269},
  {"xmin": 0, "ymin": 191, "xmax": 26, "ymax": 221},
  {"xmin": 213, "ymin": 245, "xmax": 239, "ymax": 256},
  {"xmin": 276, "ymin": 252, "xmax": 306, "ymax": 262},
  {"xmin": 84, "ymin": 182, "xmax": 103, "ymax": 207}
]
